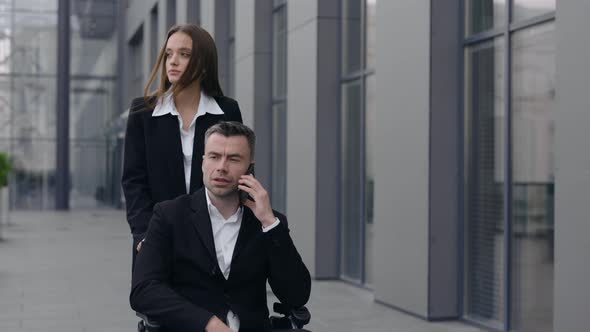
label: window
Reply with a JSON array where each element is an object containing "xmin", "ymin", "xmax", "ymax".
[
  {"xmin": 128, "ymin": 28, "xmax": 143, "ymax": 103},
  {"xmin": 463, "ymin": 2, "xmax": 555, "ymax": 330},
  {"xmin": 339, "ymin": 0, "xmax": 376, "ymax": 287},
  {"xmin": 271, "ymin": 0, "xmax": 287, "ymax": 213},
  {"xmin": 150, "ymin": 5, "xmax": 158, "ymax": 68},
  {"xmin": 166, "ymin": 0, "xmax": 176, "ymax": 30},
  {"xmin": 187, "ymin": 0, "xmax": 200, "ymax": 25},
  {"xmin": 226, "ymin": 0, "xmax": 235, "ymax": 97}
]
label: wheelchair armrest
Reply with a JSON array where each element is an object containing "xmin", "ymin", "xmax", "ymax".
[
  {"xmin": 272, "ymin": 302, "xmax": 311, "ymax": 329},
  {"xmin": 136, "ymin": 312, "xmax": 161, "ymax": 328},
  {"xmin": 290, "ymin": 306, "xmax": 311, "ymax": 327}
]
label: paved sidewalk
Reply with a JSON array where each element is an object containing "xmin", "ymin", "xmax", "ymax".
[{"xmin": 0, "ymin": 209, "xmax": 482, "ymax": 332}]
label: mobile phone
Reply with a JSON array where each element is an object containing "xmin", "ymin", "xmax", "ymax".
[{"xmin": 239, "ymin": 164, "xmax": 255, "ymax": 202}]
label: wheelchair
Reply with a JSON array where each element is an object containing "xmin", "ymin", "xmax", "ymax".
[{"xmin": 136, "ymin": 302, "xmax": 312, "ymax": 331}]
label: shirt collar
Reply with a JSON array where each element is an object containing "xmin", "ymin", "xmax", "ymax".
[
  {"xmin": 152, "ymin": 91, "xmax": 224, "ymax": 118},
  {"xmin": 205, "ymin": 189, "xmax": 243, "ymax": 223}
]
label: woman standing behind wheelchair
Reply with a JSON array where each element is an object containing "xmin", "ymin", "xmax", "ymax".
[{"xmin": 122, "ymin": 24, "xmax": 242, "ymax": 267}]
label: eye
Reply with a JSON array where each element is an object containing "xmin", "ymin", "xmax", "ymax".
[{"xmin": 181, "ymin": 52, "xmax": 191, "ymax": 58}]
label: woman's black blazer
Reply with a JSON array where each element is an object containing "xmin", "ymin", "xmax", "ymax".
[{"xmin": 121, "ymin": 95, "xmax": 243, "ymax": 236}]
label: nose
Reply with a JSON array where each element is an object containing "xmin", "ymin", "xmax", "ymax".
[
  {"xmin": 215, "ymin": 158, "xmax": 229, "ymax": 173},
  {"xmin": 168, "ymin": 53, "xmax": 178, "ymax": 66}
]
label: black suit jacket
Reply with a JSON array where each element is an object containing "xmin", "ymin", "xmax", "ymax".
[
  {"xmin": 121, "ymin": 95, "xmax": 242, "ymax": 236},
  {"xmin": 130, "ymin": 188, "xmax": 311, "ymax": 332}
]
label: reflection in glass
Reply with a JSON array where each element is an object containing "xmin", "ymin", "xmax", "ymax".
[
  {"xmin": 271, "ymin": 3, "xmax": 287, "ymax": 213},
  {"xmin": 364, "ymin": 74, "xmax": 375, "ymax": 287},
  {"xmin": 512, "ymin": 0, "xmax": 555, "ymax": 23},
  {"xmin": 227, "ymin": 40, "xmax": 235, "ymax": 98},
  {"xmin": 70, "ymin": 141, "xmax": 107, "ymax": 208},
  {"xmin": 0, "ymin": 0, "xmax": 120, "ymax": 209},
  {"xmin": 365, "ymin": 0, "xmax": 376, "ymax": 70},
  {"xmin": 227, "ymin": 0, "xmax": 236, "ymax": 97},
  {"xmin": 70, "ymin": 0, "xmax": 118, "ymax": 208},
  {"xmin": 70, "ymin": 78, "xmax": 115, "ymax": 208},
  {"xmin": 7, "ymin": 11, "xmax": 58, "ymax": 75},
  {"xmin": 150, "ymin": 6, "xmax": 158, "ymax": 68},
  {"xmin": 8, "ymin": 76, "xmax": 57, "ymax": 209},
  {"xmin": 340, "ymin": 81, "xmax": 362, "ymax": 282},
  {"xmin": 229, "ymin": 0, "xmax": 235, "ymax": 35},
  {"xmin": 13, "ymin": 0, "xmax": 57, "ymax": 11},
  {"xmin": 128, "ymin": 31, "xmax": 144, "ymax": 102},
  {"xmin": 465, "ymin": 0, "xmax": 506, "ymax": 36},
  {"xmin": 12, "ymin": 140, "xmax": 56, "ymax": 209},
  {"xmin": 271, "ymin": 103, "xmax": 287, "ymax": 214},
  {"xmin": 10, "ymin": 77, "xmax": 58, "ymax": 209},
  {"xmin": 272, "ymin": 5, "xmax": 287, "ymax": 99},
  {"xmin": 167, "ymin": 0, "xmax": 176, "ymax": 29},
  {"xmin": 342, "ymin": 0, "xmax": 362, "ymax": 75},
  {"xmin": 511, "ymin": 22, "xmax": 555, "ymax": 332},
  {"xmin": 464, "ymin": 37, "xmax": 505, "ymax": 327}
]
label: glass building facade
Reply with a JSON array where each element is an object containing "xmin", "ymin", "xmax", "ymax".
[
  {"xmin": 339, "ymin": 0, "xmax": 376, "ymax": 287},
  {"xmin": 0, "ymin": 0, "xmax": 121, "ymax": 209},
  {"xmin": 464, "ymin": 1, "xmax": 555, "ymax": 330},
  {"xmin": 271, "ymin": 0, "xmax": 287, "ymax": 214}
]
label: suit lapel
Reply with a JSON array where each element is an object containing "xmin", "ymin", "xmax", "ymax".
[
  {"xmin": 231, "ymin": 207, "xmax": 260, "ymax": 263},
  {"xmin": 151, "ymin": 113, "xmax": 186, "ymax": 194},
  {"xmin": 189, "ymin": 189, "xmax": 218, "ymax": 263}
]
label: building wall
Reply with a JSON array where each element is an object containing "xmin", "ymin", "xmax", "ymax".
[
  {"xmin": 234, "ymin": 0, "xmax": 256, "ymax": 127},
  {"xmin": 285, "ymin": 0, "xmax": 319, "ymax": 277},
  {"xmin": 554, "ymin": 0, "xmax": 590, "ymax": 330},
  {"xmin": 373, "ymin": 0, "xmax": 430, "ymax": 316}
]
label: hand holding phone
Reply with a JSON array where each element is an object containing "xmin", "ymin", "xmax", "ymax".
[
  {"xmin": 238, "ymin": 166, "xmax": 277, "ymax": 228},
  {"xmin": 239, "ymin": 164, "xmax": 255, "ymax": 202}
]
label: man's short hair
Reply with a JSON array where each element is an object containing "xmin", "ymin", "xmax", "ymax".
[{"xmin": 204, "ymin": 121, "xmax": 256, "ymax": 158}]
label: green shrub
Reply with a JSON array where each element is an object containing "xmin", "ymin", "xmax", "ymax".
[{"xmin": 0, "ymin": 152, "xmax": 12, "ymax": 187}]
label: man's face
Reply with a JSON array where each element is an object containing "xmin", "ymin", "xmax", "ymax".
[{"xmin": 202, "ymin": 133, "xmax": 252, "ymax": 198}]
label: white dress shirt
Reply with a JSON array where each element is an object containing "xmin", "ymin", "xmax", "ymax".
[
  {"xmin": 205, "ymin": 189, "xmax": 280, "ymax": 331},
  {"xmin": 151, "ymin": 91, "xmax": 225, "ymax": 194}
]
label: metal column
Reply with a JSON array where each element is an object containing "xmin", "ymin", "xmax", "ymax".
[{"xmin": 55, "ymin": 0, "xmax": 70, "ymax": 210}]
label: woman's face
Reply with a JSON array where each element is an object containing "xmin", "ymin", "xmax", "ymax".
[{"xmin": 165, "ymin": 32, "xmax": 193, "ymax": 85}]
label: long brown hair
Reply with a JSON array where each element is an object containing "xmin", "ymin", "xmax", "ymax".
[{"xmin": 143, "ymin": 24, "xmax": 223, "ymax": 107}]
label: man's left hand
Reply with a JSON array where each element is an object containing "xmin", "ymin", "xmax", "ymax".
[{"xmin": 238, "ymin": 174, "xmax": 276, "ymax": 228}]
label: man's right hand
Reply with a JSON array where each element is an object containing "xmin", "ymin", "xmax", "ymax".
[{"xmin": 205, "ymin": 316, "xmax": 233, "ymax": 332}]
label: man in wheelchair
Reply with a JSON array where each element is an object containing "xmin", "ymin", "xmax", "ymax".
[{"xmin": 130, "ymin": 122, "xmax": 311, "ymax": 331}]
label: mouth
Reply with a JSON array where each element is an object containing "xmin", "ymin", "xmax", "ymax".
[
  {"xmin": 168, "ymin": 70, "xmax": 181, "ymax": 76},
  {"xmin": 212, "ymin": 177, "xmax": 231, "ymax": 185}
]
